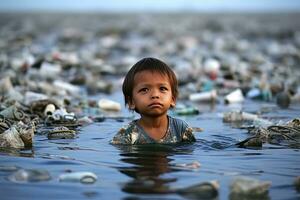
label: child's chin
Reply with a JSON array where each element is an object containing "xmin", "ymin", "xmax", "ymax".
[{"xmin": 144, "ymin": 110, "xmax": 167, "ymax": 117}]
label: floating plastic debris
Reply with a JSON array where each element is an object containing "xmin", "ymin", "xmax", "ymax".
[
  {"xmin": 246, "ymin": 88, "xmax": 261, "ymax": 99},
  {"xmin": 0, "ymin": 165, "xmax": 19, "ymax": 172},
  {"xmin": 98, "ymin": 99, "xmax": 121, "ymax": 112},
  {"xmin": 251, "ymin": 119, "xmax": 300, "ymax": 143},
  {"xmin": 39, "ymin": 62, "xmax": 62, "ymax": 79},
  {"xmin": 0, "ymin": 126, "xmax": 25, "ymax": 148},
  {"xmin": 223, "ymin": 111, "xmax": 258, "ymax": 122},
  {"xmin": 43, "ymin": 104, "xmax": 56, "ymax": 117},
  {"xmin": 224, "ymin": 89, "xmax": 244, "ymax": 104},
  {"xmin": 230, "ymin": 176, "xmax": 271, "ymax": 199},
  {"xmin": 53, "ymin": 80, "xmax": 81, "ymax": 96},
  {"xmin": 192, "ymin": 127, "xmax": 204, "ymax": 132},
  {"xmin": 17, "ymin": 122, "xmax": 35, "ymax": 147},
  {"xmin": 8, "ymin": 169, "xmax": 51, "ymax": 183},
  {"xmin": 44, "ymin": 108, "xmax": 78, "ymax": 127},
  {"xmin": 77, "ymin": 116, "xmax": 93, "ymax": 126},
  {"xmin": 173, "ymin": 161, "xmax": 201, "ymax": 170},
  {"xmin": 174, "ymin": 106, "xmax": 199, "ymax": 116},
  {"xmin": 58, "ymin": 171, "xmax": 97, "ymax": 184},
  {"xmin": 203, "ymin": 58, "xmax": 220, "ymax": 80},
  {"xmin": 52, "ymin": 108, "xmax": 75, "ymax": 121},
  {"xmin": 236, "ymin": 137, "xmax": 263, "ymax": 148},
  {"xmin": 223, "ymin": 110, "xmax": 273, "ymax": 127},
  {"xmin": 176, "ymin": 180, "xmax": 219, "ymax": 199},
  {"xmin": 189, "ymin": 90, "xmax": 217, "ymax": 103},
  {"xmin": 47, "ymin": 126, "xmax": 76, "ymax": 139}
]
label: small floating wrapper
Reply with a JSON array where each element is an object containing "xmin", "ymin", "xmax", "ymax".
[
  {"xmin": 230, "ymin": 176, "xmax": 271, "ymax": 199},
  {"xmin": 59, "ymin": 171, "xmax": 97, "ymax": 184},
  {"xmin": 8, "ymin": 169, "xmax": 51, "ymax": 183},
  {"xmin": 189, "ymin": 90, "xmax": 217, "ymax": 103},
  {"xmin": 47, "ymin": 126, "xmax": 76, "ymax": 139},
  {"xmin": 224, "ymin": 89, "xmax": 244, "ymax": 104},
  {"xmin": 98, "ymin": 99, "xmax": 121, "ymax": 112},
  {"xmin": 176, "ymin": 180, "xmax": 219, "ymax": 199}
]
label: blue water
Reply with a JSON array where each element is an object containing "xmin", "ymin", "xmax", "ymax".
[{"xmin": 1, "ymin": 95, "xmax": 299, "ymax": 200}]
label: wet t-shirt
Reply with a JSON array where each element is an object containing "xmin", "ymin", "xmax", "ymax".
[{"xmin": 110, "ymin": 116, "xmax": 195, "ymax": 145}]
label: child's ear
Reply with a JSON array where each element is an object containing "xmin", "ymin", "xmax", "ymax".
[
  {"xmin": 170, "ymin": 97, "xmax": 176, "ymax": 108},
  {"xmin": 129, "ymin": 104, "xmax": 135, "ymax": 110},
  {"xmin": 128, "ymin": 100, "xmax": 135, "ymax": 110}
]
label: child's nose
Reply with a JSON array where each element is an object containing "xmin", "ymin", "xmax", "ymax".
[{"xmin": 151, "ymin": 89, "xmax": 160, "ymax": 99}]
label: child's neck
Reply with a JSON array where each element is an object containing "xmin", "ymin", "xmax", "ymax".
[{"xmin": 138, "ymin": 115, "xmax": 169, "ymax": 140}]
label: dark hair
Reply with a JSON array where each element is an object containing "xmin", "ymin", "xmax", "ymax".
[{"xmin": 122, "ymin": 57, "xmax": 178, "ymax": 108}]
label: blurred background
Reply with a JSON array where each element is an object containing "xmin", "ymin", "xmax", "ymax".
[
  {"xmin": 0, "ymin": 0, "xmax": 300, "ymax": 109},
  {"xmin": 1, "ymin": 0, "xmax": 300, "ymax": 12}
]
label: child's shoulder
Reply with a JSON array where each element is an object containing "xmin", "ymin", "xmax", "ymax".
[
  {"xmin": 168, "ymin": 115, "xmax": 195, "ymax": 142},
  {"xmin": 110, "ymin": 120, "xmax": 139, "ymax": 145},
  {"xmin": 169, "ymin": 115, "xmax": 189, "ymax": 128}
]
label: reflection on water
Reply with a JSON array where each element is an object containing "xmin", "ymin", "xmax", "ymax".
[
  {"xmin": 116, "ymin": 144, "xmax": 194, "ymax": 194},
  {"xmin": 0, "ymin": 147, "xmax": 34, "ymax": 158}
]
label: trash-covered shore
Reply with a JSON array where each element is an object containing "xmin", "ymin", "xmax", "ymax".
[
  {"xmin": 0, "ymin": 12, "xmax": 300, "ymax": 200},
  {"xmin": 1, "ymin": 12, "xmax": 300, "ymax": 147}
]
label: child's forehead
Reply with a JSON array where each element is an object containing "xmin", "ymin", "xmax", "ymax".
[
  {"xmin": 135, "ymin": 69, "xmax": 167, "ymax": 77},
  {"xmin": 134, "ymin": 70, "xmax": 170, "ymax": 81},
  {"xmin": 134, "ymin": 70, "xmax": 171, "ymax": 83}
]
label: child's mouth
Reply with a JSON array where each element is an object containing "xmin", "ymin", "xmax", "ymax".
[{"xmin": 148, "ymin": 103, "xmax": 163, "ymax": 108}]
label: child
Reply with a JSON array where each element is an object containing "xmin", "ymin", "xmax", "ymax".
[{"xmin": 111, "ymin": 57, "xmax": 195, "ymax": 145}]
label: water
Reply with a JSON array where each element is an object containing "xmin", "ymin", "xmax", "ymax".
[{"xmin": 0, "ymin": 95, "xmax": 299, "ymax": 200}]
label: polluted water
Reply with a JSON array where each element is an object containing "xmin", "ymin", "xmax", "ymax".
[{"xmin": 0, "ymin": 12, "xmax": 300, "ymax": 200}]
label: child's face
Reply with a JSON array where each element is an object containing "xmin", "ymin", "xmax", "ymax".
[{"xmin": 129, "ymin": 70, "xmax": 175, "ymax": 117}]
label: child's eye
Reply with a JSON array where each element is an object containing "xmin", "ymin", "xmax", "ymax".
[
  {"xmin": 160, "ymin": 87, "xmax": 168, "ymax": 91},
  {"xmin": 139, "ymin": 88, "xmax": 148, "ymax": 93}
]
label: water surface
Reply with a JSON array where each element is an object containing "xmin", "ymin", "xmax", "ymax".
[{"xmin": 1, "ymin": 97, "xmax": 299, "ymax": 200}]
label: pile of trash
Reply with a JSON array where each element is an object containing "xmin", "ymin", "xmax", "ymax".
[
  {"xmin": 222, "ymin": 110, "xmax": 300, "ymax": 147},
  {"xmin": 1, "ymin": 13, "xmax": 300, "ymax": 149}
]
